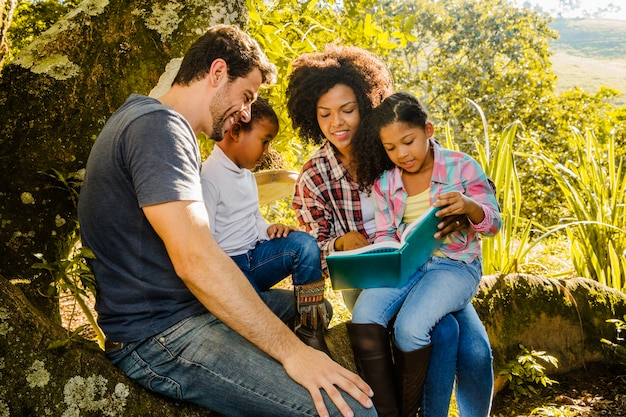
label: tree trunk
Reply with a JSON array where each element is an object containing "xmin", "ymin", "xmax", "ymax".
[
  {"xmin": 2, "ymin": 273, "xmax": 625, "ymax": 412},
  {"xmin": 0, "ymin": 0, "xmax": 247, "ymax": 314},
  {"xmin": 0, "ymin": 0, "xmax": 17, "ymax": 64},
  {"xmin": 0, "ymin": 2, "xmax": 247, "ymax": 414},
  {"xmin": 0, "ymin": 276, "xmax": 222, "ymax": 416}
]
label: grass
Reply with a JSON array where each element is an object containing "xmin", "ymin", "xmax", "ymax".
[
  {"xmin": 552, "ymin": 51, "xmax": 626, "ymax": 107},
  {"xmin": 550, "ymin": 19, "xmax": 626, "ymax": 107}
]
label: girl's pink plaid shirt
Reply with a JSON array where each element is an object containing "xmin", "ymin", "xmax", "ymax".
[{"xmin": 373, "ymin": 138, "xmax": 502, "ymax": 264}]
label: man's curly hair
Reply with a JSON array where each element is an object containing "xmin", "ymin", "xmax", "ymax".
[{"xmin": 286, "ymin": 45, "xmax": 393, "ymax": 145}]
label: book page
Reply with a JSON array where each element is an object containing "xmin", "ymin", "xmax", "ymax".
[
  {"xmin": 400, "ymin": 206, "xmax": 439, "ymax": 243},
  {"xmin": 328, "ymin": 240, "xmax": 402, "ymax": 257}
]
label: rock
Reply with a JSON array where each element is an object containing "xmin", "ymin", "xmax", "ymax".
[
  {"xmin": 327, "ymin": 274, "xmax": 626, "ymax": 395},
  {"xmin": 473, "ymin": 273, "xmax": 626, "ymax": 392}
]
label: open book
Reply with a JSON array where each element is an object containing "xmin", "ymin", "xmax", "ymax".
[{"xmin": 327, "ymin": 206, "xmax": 443, "ymax": 290}]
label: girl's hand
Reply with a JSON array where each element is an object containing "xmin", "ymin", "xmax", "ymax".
[
  {"xmin": 434, "ymin": 191, "xmax": 484, "ymax": 225},
  {"xmin": 267, "ymin": 224, "xmax": 297, "ymax": 239},
  {"xmin": 434, "ymin": 191, "xmax": 469, "ymax": 216}
]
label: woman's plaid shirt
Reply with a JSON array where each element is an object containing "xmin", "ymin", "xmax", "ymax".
[{"xmin": 292, "ymin": 141, "xmax": 371, "ymax": 274}]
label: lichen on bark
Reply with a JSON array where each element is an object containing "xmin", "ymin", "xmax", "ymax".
[{"xmin": 0, "ymin": 0, "xmax": 247, "ymax": 314}]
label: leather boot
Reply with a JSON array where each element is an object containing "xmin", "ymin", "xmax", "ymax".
[
  {"xmin": 295, "ymin": 325, "xmax": 331, "ymax": 356},
  {"xmin": 294, "ymin": 280, "xmax": 332, "ymax": 356},
  {"xmin": 347, "ymin": 323, "xmax": 399, "ymax": 417},
  {"xmin": 392, "ymin": 342, "xmax": 432, "ymax": 417}
]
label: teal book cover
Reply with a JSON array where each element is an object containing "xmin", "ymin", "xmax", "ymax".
[{"xmin": 327, "ymin": 206, "xmax": 443, "ymax": 290}]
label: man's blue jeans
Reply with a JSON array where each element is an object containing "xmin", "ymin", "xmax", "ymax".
[
  {"xmin": 231, "ymin": 231, "xmax": 322, "ymax": 292},
  {"xmin": 106, "ymin": 289, "xmax": 376, "ymax": 417}
]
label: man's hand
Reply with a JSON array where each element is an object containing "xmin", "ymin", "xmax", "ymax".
[
  {"xmin": 334, "ymin": 232, "xmax": 370, "ymax": 251},
  {"xmin": 282, "ymin": 344, "xmax": 374, "ymax": 417},
  {"xmin": 267, "ymin": 223, "xmax": 297, "ymax": 239}
]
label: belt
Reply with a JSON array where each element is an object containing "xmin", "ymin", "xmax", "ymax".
[{"xmin": 104, "ymin": 340, "xmax": 123, "ymax": 352}]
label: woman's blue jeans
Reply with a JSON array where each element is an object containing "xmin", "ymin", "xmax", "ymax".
[
  {"xmin": 422, "ymin": 304, "xmax": 493, "ymax": 417},
  {"xmin": 106, "ymin": 289, "xmax": 376, "ymax": 417},
  {"xmin": 231, "ymin": 231, "xmax": 322, "ymax": 292}
]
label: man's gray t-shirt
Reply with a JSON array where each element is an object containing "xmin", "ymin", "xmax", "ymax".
[{"xmin": 78, "ymin": 94, "xmax": 207, "ymax": 342}]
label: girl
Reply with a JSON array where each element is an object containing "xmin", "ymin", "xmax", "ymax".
[
  {"xmin": 287, "ymin": 45, "xmax": 496, "ymax": 417},
  {"xmin": 351, "ymin": 92, "xmax": 502, "ymax": 416}
]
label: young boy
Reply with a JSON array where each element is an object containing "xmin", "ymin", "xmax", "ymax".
[{"xmin": 201, "ymin": 97, "xmax": 331, "ymax": 354}]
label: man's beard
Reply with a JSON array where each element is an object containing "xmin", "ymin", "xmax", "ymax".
[
  {"xmin": 209, "ymin": 82, "xmax": 231, "ymax": 142},
  {"xmin": 211, "ymin": 115, "xmax": 225, "ymax": 142}
]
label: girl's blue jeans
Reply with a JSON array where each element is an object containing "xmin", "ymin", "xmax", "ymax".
[
  {"xmin": 230, "ymin": 231, "xmax": 322, "ymax": 292},
  {"xmin": 106, "ymin": 289, "xmax": 376, "ymax": 417},
  {"xmin": 346, "ymin": 256, "xmax": 492, "ymax": 417},
  {"xmin": 351, "ymin": 256, "xmax": 482, "ymax": 350}
]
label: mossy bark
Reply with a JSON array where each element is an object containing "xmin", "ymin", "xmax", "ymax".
[
  {"xmin": 0, "ymin": 0, "xmax": 247, "ymax": 315},
  {"xmin": 0, "ymin": 276, "xmax": 222, "ymax": 416},
  {"xmin": 0, "ymin": 0, "xmax": 17, "ymax": 63}
]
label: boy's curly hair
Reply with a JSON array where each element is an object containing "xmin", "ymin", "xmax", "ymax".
[
  {"xmin": 242, "ymin": 96, "xmax": 283, "ymax": 172},
  {"xmin": 353, "ymin": 92, "xmax": 430, "ymax": 190},
  {"xmin": 240, "ymin": 96, "xmax": 279, "ymax": 133},
  {"xmin": 286, "ymin": 45, "xmax": 393, "ymax": 145}
]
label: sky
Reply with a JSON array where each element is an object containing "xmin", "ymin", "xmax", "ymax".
[{"xmin": 514, "ymin": 0, "xmax": 626, "ymax": 20}]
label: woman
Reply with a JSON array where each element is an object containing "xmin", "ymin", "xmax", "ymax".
[{"xmin": 286, "ymin": 45, "xmax": 494, "ymax": 417}]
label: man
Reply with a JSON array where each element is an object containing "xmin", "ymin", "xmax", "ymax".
[{"xmin": 78, "ymin": 24, "xmax": 375, "ymax": 417}]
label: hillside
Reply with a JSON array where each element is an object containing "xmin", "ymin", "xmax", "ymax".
[
  {"xmin": 551, "ymin": 18, "xmax": 626, "ymax": 58},
  {"xmin": 549, "ymin": 18, "xmax": 626, "ymax": 107}
]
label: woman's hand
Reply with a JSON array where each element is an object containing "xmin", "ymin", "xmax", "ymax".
[
  {"xmin": 434, "ymin": 214, "xmax": 468, "ymax": 239},
  {"xmin": 334, "ymin": 231, "xmax": 370, "ymax": 251},
  {"xmin": 434, "ymin": 191, "xmax": 485, "ymax": 232}
]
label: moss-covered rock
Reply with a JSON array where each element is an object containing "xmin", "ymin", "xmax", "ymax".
[
  {"xmin": 474, "ymin": 274, "xmax": 626, "ymax": 392},
  {"xmin": 327, "ymin": 273, "xmax": 626, "ymax": 395}
]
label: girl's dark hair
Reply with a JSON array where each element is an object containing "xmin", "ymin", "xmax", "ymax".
[
  {"xmin": 353, "ymin": 92, "xmax": 430, "ymax": 190},
  {"xmin": 286, "ymin": 45, "xmax": 393, "ymax": 145},
  {"xmin": 173, "ymin": 24, "xmax": 277, "ymax": 86},
  {"xmin": 239, "ymin": 96, "xmax": 279, "ymax": 132}
]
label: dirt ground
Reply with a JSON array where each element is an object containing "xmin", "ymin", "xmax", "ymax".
[{"xmin": 491, "ymin": 362, "xmax": 626, "ymax": 417}]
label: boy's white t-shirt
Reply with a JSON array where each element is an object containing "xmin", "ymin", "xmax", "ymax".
[{"xmin": 200, "ymin": 145, "xmax": 270, "ymax": 256}]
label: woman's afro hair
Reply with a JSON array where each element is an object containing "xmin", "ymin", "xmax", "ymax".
[{"xmin": 286, "ymin": 45, "xmax": 393, "ymax": 145}]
